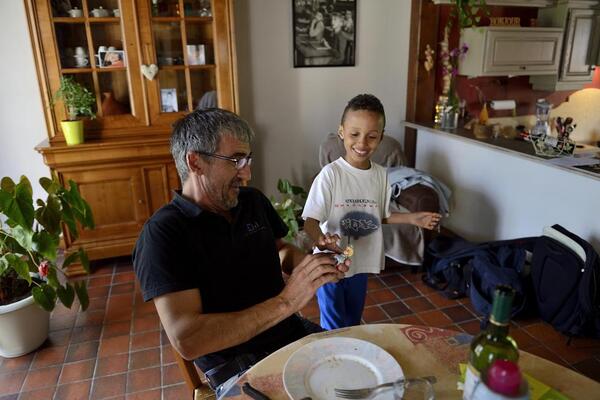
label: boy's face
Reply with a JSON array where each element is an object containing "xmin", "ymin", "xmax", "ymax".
[{"xmin": 339, "ymin": 109, "xmax": 384, "ymax": 169}]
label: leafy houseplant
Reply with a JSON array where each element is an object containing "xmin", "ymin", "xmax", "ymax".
[
  {"xmin": 0, "ymin": 175, "xmax": 94, "ymax": 311},
  {"xmin": 52, "ymin": 76, "xmax": 96, "ymax": 145},
  {"xmin": 270, "ymin": 179, "xmax": 308, "ymax": 242},
  {"xmin": 447, "ymin": 0, "xmax": 489, "ymax": 30}
]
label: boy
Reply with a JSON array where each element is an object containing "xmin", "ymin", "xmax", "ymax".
[{"xmin": 302, "ymin": 94, "xmax": 441, "ymax": 329}]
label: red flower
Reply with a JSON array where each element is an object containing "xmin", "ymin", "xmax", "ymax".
[{"xmin": 38, "ymin": 260, "xmax": 49, "ymax": 278}]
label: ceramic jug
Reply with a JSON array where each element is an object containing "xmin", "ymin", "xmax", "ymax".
[{"xmin": 68, "ymin": 7, "xmax": 83, "ymax": 17}]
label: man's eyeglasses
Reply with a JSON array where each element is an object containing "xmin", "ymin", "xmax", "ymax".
[{"xmin": 196, "ymin": 151, "xmax": 253, "ymax": 170}]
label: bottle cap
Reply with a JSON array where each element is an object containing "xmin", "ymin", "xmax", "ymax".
[
  {"xmin": 486, "ymin": 359, "xmax": 522, "ymax": 396},
  {"xmin": 490, "ymin": 285, "xmax": 514, "ymax": 326}
]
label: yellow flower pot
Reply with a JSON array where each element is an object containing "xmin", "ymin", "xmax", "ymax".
[{"xmin": 60, "ymin": 120, "xmax": 84, "ymax": 145}]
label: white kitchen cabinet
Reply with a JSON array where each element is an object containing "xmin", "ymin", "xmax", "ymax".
[
  {"xmin": 531, "ymin": 3, "xmax": 600, "ymax": 90},
  {"xmin": 458, "ymin": 27, "xmax": 564, "ymax": 77}
]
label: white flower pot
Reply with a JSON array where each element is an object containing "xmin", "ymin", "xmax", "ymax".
[{"xmin": 0, "ymin": 295, "xmax": 50, "ymax": 358}]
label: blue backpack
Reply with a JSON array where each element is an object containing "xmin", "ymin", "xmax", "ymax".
[
  {"xmin": 424, "ymin": 235, "xmax": 537, "ymax": 319},
  {"xmin": 531, "ymin": 224, "xmax": 600, "ymax": 338}
]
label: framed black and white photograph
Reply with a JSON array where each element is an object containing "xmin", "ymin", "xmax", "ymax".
[
  {"xmin": 292, "ymin": 0, "xmax": 356, "ymax": 67},
  {"xmin": 160, "ymin": 88, "xmax": 178, "ymax": 113},
  {"xmin": 98, "ymin": 50, "xmax": 126, "ymax": 68}
]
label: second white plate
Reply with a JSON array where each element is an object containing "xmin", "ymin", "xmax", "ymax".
[{"xmin": 282, "ymin": 337, "xmax": 403, "ymax": 400}]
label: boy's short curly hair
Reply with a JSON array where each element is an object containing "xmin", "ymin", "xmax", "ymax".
[{"xmin": 340, "ymin": 94, "xmax": 386, "ymax": 130}]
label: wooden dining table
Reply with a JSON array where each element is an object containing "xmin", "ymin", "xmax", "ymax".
[{"xmin": 221, "ymin": 323, "xmax": 600, "ymax": 399}]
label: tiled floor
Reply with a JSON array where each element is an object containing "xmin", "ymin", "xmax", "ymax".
[{"xmin": 1, "ymin": 257, "xmax": 599, "ymax": 399}]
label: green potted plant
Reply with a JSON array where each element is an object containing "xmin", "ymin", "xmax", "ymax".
[
  {"xmin": 0, "ymin": 175, "xmax": 94, "ymax": 357},
  {"xmin": 270, "ymin": 178, "xmax": 310, "ymax": 249},
  {"xmin": 52, "ymin": 76, "xmax": 96, "ymax": 145}
]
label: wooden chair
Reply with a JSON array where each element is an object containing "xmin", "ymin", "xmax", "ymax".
[{"xmin": 171, "ymin": 347, "xmax": 216, "ymax": 400}]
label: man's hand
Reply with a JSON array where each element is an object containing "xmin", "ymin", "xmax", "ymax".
[
  {"xmin": 278, "ymin": 253, "xmax": 348, "ymax": 312},
  {"xmin": 410, "ymin": 212, "xmax": 442, "ymax": 230}
]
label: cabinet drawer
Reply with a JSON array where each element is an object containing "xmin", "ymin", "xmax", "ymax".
[{"xmin": 460, "ymin": 27, "xmax": 564, "ymax": 77}]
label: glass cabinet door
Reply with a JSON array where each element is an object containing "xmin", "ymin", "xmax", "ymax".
[
  {"xmin": 141, "ymin": 0, "xmax": 224, "ymax": 125},
  {"xmin": 47, "ymin": 0, "xmax": 146, "ymax": 139}
]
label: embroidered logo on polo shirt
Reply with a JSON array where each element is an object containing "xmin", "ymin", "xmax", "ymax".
[{"xmin": 246, "ymin": 221, "xmax": 265, "ymax": 235}]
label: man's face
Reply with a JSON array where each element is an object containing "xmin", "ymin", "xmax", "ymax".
[{"xmin": 201, "ymin": 134, "xmax": 251, "ymax": 210}]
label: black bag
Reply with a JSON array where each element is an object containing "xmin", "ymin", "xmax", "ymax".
[
  {"xmin": 531, "ymin": 224, "xmax": 600, "ymax": 338},
  {"xmin": 424, "ymin": 235, "xmax": 537, "ymax": 319}
]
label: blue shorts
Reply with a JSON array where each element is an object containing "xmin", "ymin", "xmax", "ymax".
[{"xmin": 316, "ymin": 273, "xmax": 368, "ymax": 330}]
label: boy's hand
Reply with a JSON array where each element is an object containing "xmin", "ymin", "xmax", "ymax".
[
  {"xmin": 411, "ymin": 212, "xmax": 442, "ymax": 230},
  {"xmin": 314, "ymin": 232, "xmax": 343, "ymax": 253}
]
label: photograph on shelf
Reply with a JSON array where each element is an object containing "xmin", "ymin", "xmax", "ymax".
[
  {"xmin": 292, "ymin": 0, "xmax": 356, "ymax": 67},
  {"xmin": 98, "ymin": 50, "xmax": 126, "ymax": 68},
  {"xmin": 160, "ymin": 88, "xmax": 179, "ymax": 113}
]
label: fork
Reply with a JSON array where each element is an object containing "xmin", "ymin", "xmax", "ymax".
[{"xmin": 334, "ymin": 376, "xmax": 437, "ymax": 399}]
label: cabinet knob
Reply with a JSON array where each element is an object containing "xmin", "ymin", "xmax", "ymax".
[{"xmin": 138, "ymin": 199, "xmax": 144, "ymax": 204}]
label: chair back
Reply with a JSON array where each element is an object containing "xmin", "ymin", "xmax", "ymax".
[{"xmin": 171, "ymin": 347, "xmax": 215, "ymax": 400}]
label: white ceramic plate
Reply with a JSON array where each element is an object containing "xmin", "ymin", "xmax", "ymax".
[{"xmin": 283, "ymin": 337, "xmax": 403, "ymax": 400}]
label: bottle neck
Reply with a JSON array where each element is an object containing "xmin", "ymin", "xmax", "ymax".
[{"xmin": 487, "ymin": 319, "xmax": 510, "ymax": 336}]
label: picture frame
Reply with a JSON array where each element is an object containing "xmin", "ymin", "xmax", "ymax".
[
  {"xmin": 292, "ymin": 0, "xmax": 356, "ymax": 67},
  {"xmin": 98, "ymin": 50, "xmax": 126, "ymax": 68},
  {"xmin": 160, "ymin": 88, "xmax": 178, "ymax": 113}
]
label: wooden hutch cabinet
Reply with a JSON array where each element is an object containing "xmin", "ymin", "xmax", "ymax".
[{"xmin": 25, "ymin": 0, "xmax": 238, "ymax": 274}]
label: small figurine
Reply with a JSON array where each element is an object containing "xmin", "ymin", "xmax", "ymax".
[{"xmin": 424, "ymin": 44, "xmax": 435, "ymax": 73}]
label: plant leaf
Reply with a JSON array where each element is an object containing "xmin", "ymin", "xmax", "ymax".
[
  {"xmin": 79, "ymin": 248, "xmax": 90, "ymax": 274},
  {"xmin": 39, "ymin": 177, "xmax": 60, "ymax": 195},
  {"xmin": 5, "ymin": 254, "xmax": 32, "ymax": 284},
  {"xmin": 0, "ymin": 256, "xmax": 8, "ymax": 276},
  {"xmin": 32, "ymin": 231, "xmax": 59, "ymax": 261},
  {"xmin": 11, "ymin": 226, "xmax": 34, "ymax": 251},
  {"xmin": 35, "ymin": 194, "xmax": 62, "ymax": 235},
  {"xmin": 46, "ymin": 266, "xmax": 60, "ymax": 288},
  {"xmin": 32, "ymin": 285, "xmax": 56, "ymax": 312},
  {"xmin": 0, "ymin": 178, "xmax": 34, "ymax": 230},
  {"xmin": 56, "ymin": 283, "xmax": 75, "ymax": 309},
  {"xmin": 1, "ymin": 177, "xmax": 15, "ymax": 193},
  {"xmin": 62, "ymin": 251, "xmax": 80, "ymax": 270},
  {"xmin": 73, "ymin": 281, "xmax": 89, "ymax": 311}
]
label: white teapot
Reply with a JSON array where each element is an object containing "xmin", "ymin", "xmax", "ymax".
[
  {"xmin": 90, "ymin": 6, "xmax": 109, "ymax": 17},
  {"xmin": 68, "ymin": 7, "xmax": 83, "ymax": 17}
]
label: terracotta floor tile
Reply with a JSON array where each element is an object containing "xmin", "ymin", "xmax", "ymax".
[
  {"xmin": 544, "ymin": 338, "xmax": 598, "ymax": 365},
  {"xmin": 126, "ymin": 367, "xmax": 161, "ymax": 393},
  {"xmin": 113, "ymin": 272, "xmax": 136, "ymax": 284},
  {"xmin": 103, "ymin": 321, "xmax": 132, "ymax": 339},
  {"xmin": 91, "ymin": 373, "xmax": 127, "ymax": 399},
  {"xmin": 59, "ymin": 359, "xmax": 95, "ymax": 384},
  {"xmin": 525, "ymin": 345, "xmax": 568, "ymax": 367},
  {"xmin": 126, "ymin": 388, "xmax": 162, "ymax": 400},
  {"xmin": 95, "ymin": 354, "xmax": 129, "ymax": 377},
  {"xmin": 509, "ymin": 327, "xmax": 539, "ymax": 350},
  {"xmin": 17, "ymin": 386, "xmax": 56, "ymax": 400},
  {"xmin": 93, "ymin": 265, "xmax": 115, "ymax": 276},
  {"xmin": 404, "ymin": 296, "xmax": 435, "ymax": 313},
  {"xmin": 21, "ymin": 366, "xmax": 61, "ymax": 392},
  {"xmin": 132, "ymin": 315, "xmax": 160, "ymax": 334},
  {"xmin": 131, "ymin": 331, "xmax": 160, "ymax": 351},
  {"xmin": 417, "ymin": 310, "xmax": 453, "ymax": 328},
  {"xmin": 133, "ymin": 302, "xmax": 157, "ymax": 317},
  {"xmin": 75, "ymin": 310, "xmax": 106, "ymax": 328},
  {"xmin": 104, "ymin": 307, "xmax": 133, "ymax": 323},
  {"xmin": 31, "ymin": 345, "xmax": 67, "ymax": 369},
  {"xmin": 88, "ymin": 275, "xmax": 112, "ymax": 287},
  {"xmin": 87, "ymin": 286, "xmax": 110, "ymax": 299},
  {"xmin": 392, "ymin": 314, "xmax": 424, "ymax": 326},
  {"xmin": 162, "ymin": 364, "xmax": 185, "ymax": 386},
  {"xmin": 379, "ymin": 274, "xmax": 408, "ymax": 288},
  {"xmin": 162, "ymin": 383, "xmax": 190, "ymax": 400},
  {"xmin": 161, "ymin": 345, "xmax": 176, "ymax": 365},
  {"xmin": 381, "ymin": 301, "xmax": 412, "ymax": 318},
  {"xmin": 70, "ymin": 326, "xmax": 103, "ymax": 344},
  {"xmin": 426, "ymin": 292, "xmax": 458, "ymax": 308},
  {"xmin": 129, "ymin": 349, "xmax": 160, "ymax": 370},
  {"xmin": 0, "ymin": 354, "xmax": 34, "ymax": 373},
  {"xmin": 54, "ymin": 380, "xmax": 91, "ymax": 400},
  {"xmin": 392, "ymin": 284, "xmax": 420, "ymax": 299},
  {"xmin": 160, "ymin": 330, "xmax": 170, "ymax": 346},
  {"xmin": 523, "ymin": 322, "xmax": 567, "ymax": 343},
  {"xmin": 366, "ymin": 278, "xmax": 385, "ymax": 291},
  {"xmin": 572, "ymin": 357, "xmax": 600, "ymax": 382},
  {"xmin": 46, "ymin": 329, "xmax": 72, "ymax": 347},
  {"xmin": 368, "ymin": 288, "xmax": 398, "ymax": 304},
  {"xmin": 98, "ymin": 335, "xmax": 130, "ymax": 358},
  {"xmin": 0, "ymin": 371, "xmax": 27, "ymax": 396},
  {"xmin": 458, "ymin": 320, "xmax": 483, "ymax": 336},
  {"xmin": 111, "ymin": 282, "xmax": 135, "ymax": 295},
  {"xmin": 361, "ymin": 306, "xmax": 390, "ymax": 323},
  {"xmin": 411, "ymin": 280, "xmax": 438, "ymax": 296},
  {"xmin": 65, "ymin": 341, "xmax": 99, "ymax": 363},
  {"xmin": 87, "ymin": 298, "xmax": 108, "ymax": 312},
  {"xmin": 49, "ymin": 315, "xmax": 76, "ymax": 332},
  {"xmin": 441, "ymin": 305, "xmax": 476, "ymax": 323}
]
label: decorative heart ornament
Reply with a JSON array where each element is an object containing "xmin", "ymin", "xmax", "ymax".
[{"xmin": 141, "ymin": 64, "xmax": 158, "ymax": 80}]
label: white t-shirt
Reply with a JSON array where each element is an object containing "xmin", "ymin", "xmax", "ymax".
[{"xmin": 302, "ymin": 157, "xmax": 391, "ymax": 277}]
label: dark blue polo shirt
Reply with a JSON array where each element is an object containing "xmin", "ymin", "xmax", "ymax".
[{"xmin": 132, "ymin": 187, "xmax": 307, "ymax": 370}]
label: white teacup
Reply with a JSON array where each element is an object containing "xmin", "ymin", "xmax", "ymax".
[
  {"xmin": 107, "ymin": 46, "xmax": 116, "ymax": 52},
  {"xmin": 68, "ymin": 7, "xmax": 83, "ymax": 18},
  {"xmin": 74, "ymin": 56, "xmax": 89, "ymax": 67},
  {"xmin": 113, "ymin": 9, "xmax": 120, "ymax": 17},
  {"xmin": 91, "ymin": 6, "xmax": 109, "ymax": 17},
  {"xmin": 74, "ymin": 46, "xmax": 87, "ymax": 57}
]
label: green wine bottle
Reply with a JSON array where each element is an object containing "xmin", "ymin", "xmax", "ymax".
[{"xmin": 463, "ymin": 285, "xmax": 519, "ymax": 399}]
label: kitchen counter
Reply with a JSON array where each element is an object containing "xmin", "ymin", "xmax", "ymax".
[
  {"xmin": 404, "ymin": 121, "xmax": 600, "ymax": 250},
  {"xmin": 405, "ymin": 122, "xmax": 600, "ymax": 181}
]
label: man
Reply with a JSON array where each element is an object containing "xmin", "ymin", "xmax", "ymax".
[{"xmin": 132, "ymin": 108, "xmax": 348, "ymax": 395}]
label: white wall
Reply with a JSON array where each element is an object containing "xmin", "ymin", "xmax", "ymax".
[
  {"xmin": 234, "ymin": 0, "xmax": 412, "ymax": 195},
  {"xmin": 0, "ymin": 1, "xmax": 50, "ymax": 201},
  {"xmin": 416, "ymin": 128, "xmax": 600, "ymax": 252}
]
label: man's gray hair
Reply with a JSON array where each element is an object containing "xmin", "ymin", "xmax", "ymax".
[{"xmin": 170, "ymin": 108, "xmax": 255, "ymax": 183}]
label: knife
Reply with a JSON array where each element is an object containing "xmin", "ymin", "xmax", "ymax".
[{"xmin": 242, "ymin": 382, "xmax": 271, "ymax": 400}]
